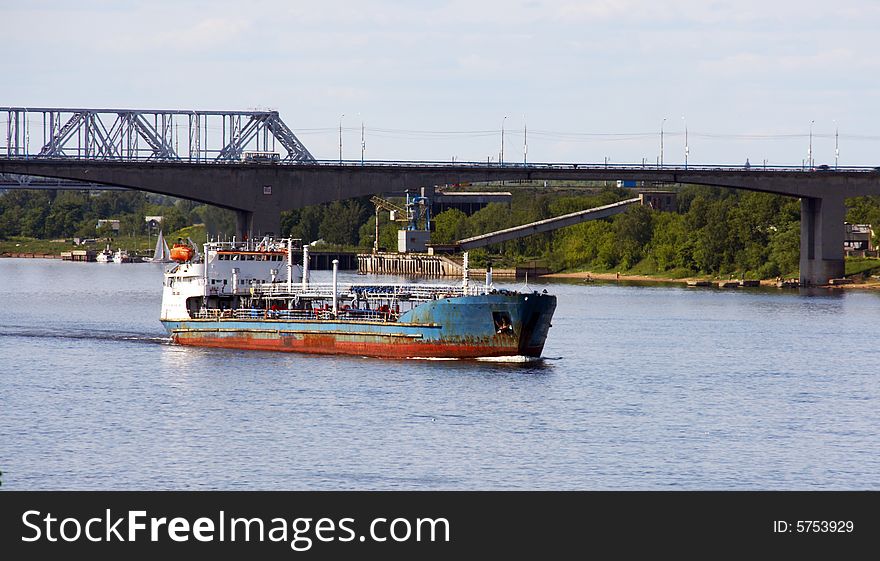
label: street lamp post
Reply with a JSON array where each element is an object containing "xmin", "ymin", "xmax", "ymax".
[
  {"xmin": 523, "ymin": 116, "xmax": 527, "ymax": 165},
  {"xmin": 808, "ymin": 119, "xmax": 814, "ymax": 168},
  {"xmin": 501, "ymin": 115, "xmax": 507, "ymax": 166},
  {"xmin": 360, "ymin": 115, "xmax": 365, "ymax": 166},
  {"xmin": 660, "ymin": 117, "xmax": 666, "ymax": 167},
  {"xmin": 339, "ymin": 113, "xmax": 345, "ymax": 164},
  {"xmin": 833, "ymin": 120, "xmax": 839, "ymax": 169},
  {"xmin": 682, "ymin": 116, "xmax": 688, "ymax": 169}
]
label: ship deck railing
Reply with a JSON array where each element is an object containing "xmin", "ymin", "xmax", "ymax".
[
  {"xmin": 243, "ymin": 282, "xmax": 488, "ymax": 301},
  {"xmin": 193, "ymin": 307, "xmax": 401, "ymax": 322}
]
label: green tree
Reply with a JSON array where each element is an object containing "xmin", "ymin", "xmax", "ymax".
[
  {"xmin": 193, "ymin": 205, "xmax": 236, "ymax": 236},
  {"xmin": 432, "ymin": 208, "xmax": 468, "ymax": 244},
  {"xmin": 319, "ymin": 200, "xmax": 369, "ymax": 245},
  {"xmin": 767, "ymin": 222, "xmax": 800, "ymax": 276},
  {"xmin": 358, "ymin": 214, "xmax": 399, "ymax": 250},
  {"xmin": 614, "ymin": 205, "xmax": 654, "ymax": 269},
  {"xmin": 287, "ymin": 205, "xmax": 324, "ymax": 242}
]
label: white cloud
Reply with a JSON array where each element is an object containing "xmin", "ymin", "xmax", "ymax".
[
  {"xmin": 2, "ymin": 0, "xmax": 880, "ymax": 162},
  {"xmin": 700, "ymin": 48, "xmax": 876, "ymax": 76},
  {"xmin": 155, "ymin": 17, "xmax": 253, "ymax": 51}
]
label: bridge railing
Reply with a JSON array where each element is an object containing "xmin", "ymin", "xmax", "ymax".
[{"xmin": 2, "ymin": 152, "xmax": 879, "ymax": 173}]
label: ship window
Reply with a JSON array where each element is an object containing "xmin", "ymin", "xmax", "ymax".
[{"xmin": 493, "ymin": 312, "xmax": 514, "ymax": 334}]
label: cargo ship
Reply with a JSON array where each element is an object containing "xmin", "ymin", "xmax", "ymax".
[{"xmin": 160, "ymin": 237, "xmax": 556, "ymax": 358}]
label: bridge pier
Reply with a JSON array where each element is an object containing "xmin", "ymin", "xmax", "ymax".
[
  {"xmin": 800, "ymin": 195, "xmax": 845, "ymax": 286},
  {"xmin": 236, "ymin": 208, "xmax": 281, "ymax": 240}
]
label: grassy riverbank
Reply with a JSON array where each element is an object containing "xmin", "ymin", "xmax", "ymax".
[{"xmin": 0, "ymin": 225, "xmax": 207, "ymax": 257}]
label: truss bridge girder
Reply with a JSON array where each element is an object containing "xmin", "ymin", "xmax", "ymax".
[{"xmin": 2, "ymin": 107, "xmax": 315, "ymax": 163}]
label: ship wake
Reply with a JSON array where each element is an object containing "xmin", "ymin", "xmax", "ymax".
[{"xmin": 1, "ymin": 328, "xmax": 171, "ymax": 345}]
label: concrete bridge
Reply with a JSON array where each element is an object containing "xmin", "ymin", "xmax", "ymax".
[{"xmin": 3, "ymin": 107, "xmax": 880, "ymax": 285}]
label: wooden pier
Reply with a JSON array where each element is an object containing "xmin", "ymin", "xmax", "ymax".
[
  {"xmin": 1, "ymin": 252, "xmax": 62, "ymax": 259},
  {"xmin": 303, "ymin": 251, "xmax": 357, "ymax": 270}
]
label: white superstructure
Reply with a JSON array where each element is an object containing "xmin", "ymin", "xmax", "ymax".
[{"xmin": 160, "ymin": 237, "xmax": 304, "ymax": 321}]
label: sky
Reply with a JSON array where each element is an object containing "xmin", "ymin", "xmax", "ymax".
[{"xmin": 2, "ymin": 0, "xmax": 880, "ymax": 165}]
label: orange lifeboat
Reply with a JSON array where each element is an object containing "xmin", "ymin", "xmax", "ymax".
[{"xmin": 170, "ymin": 243, "xmax": 195, "ymax": 263}]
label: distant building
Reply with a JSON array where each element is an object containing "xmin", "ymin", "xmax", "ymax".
[
  {"xmin": 638, "ymin": 191, "xmax": 677, "ymax": 212},
  {"xmin": 844, "ymin": 223, "xmax": 874, "ymax": 254},
  {"xmin": 398, "ymin": 230, "xmax": 431, "ymax": 253},
  {"xmin": 96, "ymin": 219, "xmax": 120, "ymax": 231},
  {"xmin": 145, "ymin": 215, "xmax": 164, "ymax": 229},
  {"xmin": 432, "ymin": 192, "xmax": 512, "ymax": 216}
]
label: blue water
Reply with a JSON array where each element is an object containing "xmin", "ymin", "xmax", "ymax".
[{"xmin": 1, "ymin": 259, "xmax": 878, "ymax": 490}]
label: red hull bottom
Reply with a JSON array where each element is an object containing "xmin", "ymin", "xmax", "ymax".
[{"xmin": 171, "ymin": 333, "xmax": 542, "ymax": 359}]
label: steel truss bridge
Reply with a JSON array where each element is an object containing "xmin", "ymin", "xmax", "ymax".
[{"xmin": 2, "ymin": 107, "xmax": 314, "ymax": 163}]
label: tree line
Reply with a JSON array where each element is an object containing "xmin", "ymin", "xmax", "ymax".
[
  {"xmin": 3, "ymin": 186, "xmax": 880, "ymax": 278},
  {"xmin": 0, "ymin": 190, "xmax": 235, "ymax": 240}
]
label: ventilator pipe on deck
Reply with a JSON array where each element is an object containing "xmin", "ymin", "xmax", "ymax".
[
  {"xmin": 231, "ymin": 267, "xmax": 239, "ymax": 296},
  {"xmin": 462, "ymin": 252, "xmax": 469, "ymax": 289},
  {"xmin": 302, "ymin": 244, "xmax": 310, "ymax": 290},
  {"xmin": 287, "ymin": 238, "xmax": 293, "ymax": 291},
  {"xmin": 486, "ymin": 263, "xmax": 493, "ymax": 291},
  {"xmin": 331, "ymin": 259, "xmax": 339, "ymax": 316}
]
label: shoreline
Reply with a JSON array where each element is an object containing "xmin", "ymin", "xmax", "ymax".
[
  {"xmin": 541, "ymin": 270, "xmax": 880, "ymax": 290},
  {"xmin": 4, "ymin": 253, "xmax": 880, "ymax": 289},
  {"xmin": 0, "ymin": 252, "xmax": 63, "ymax": 259}
]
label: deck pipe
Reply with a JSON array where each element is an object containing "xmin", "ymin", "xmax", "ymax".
[
  {"xmin": 302, "ymin": 244, "xmax": 310, "ymax": 290},
  {"xmin": 332, "ymin": 259, "xmax": 339, "ymax": 316},
  {"xmin": 287, "ymin": 238, "xmax": 293, "ymax": 291},
  {"xmin": 462, "ymin": 251, "xmax": 469, "ymax": 289}
]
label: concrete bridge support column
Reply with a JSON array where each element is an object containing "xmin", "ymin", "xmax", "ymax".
[
  {"xmin": 236, "ymin": 208, "xmax": 281, "ymax": 240},
  {"xmin": 800, "ymin": 195, "xmax": 845, "ymax": 285}
]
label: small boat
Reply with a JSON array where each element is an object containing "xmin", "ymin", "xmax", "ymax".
[
  {"xmin": 112, "ymin": 248, "xmax": 132, "ymax": 264},
  {"xmin": 96, "ymin": 245, "xmax": 113, "ymax": 263},
  {"xmin": 143, "ymin": 230, "xmax": 173, "ymax": 263}
]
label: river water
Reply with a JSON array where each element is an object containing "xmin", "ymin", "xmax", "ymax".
[{"xmin": 1, "ymin": 259, "xmax": 878, "ymax": 490}]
